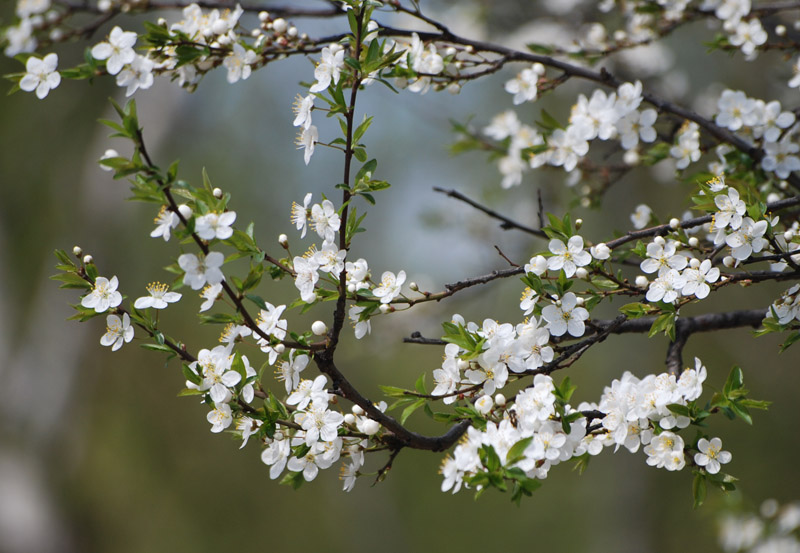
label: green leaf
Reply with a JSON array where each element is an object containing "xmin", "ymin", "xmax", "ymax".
[
  {"xmin": 141, "ymin": 343, "xmax": 175, "ymax": 353},
  {"xmin": 649, "ymin": 312, "xmax": 676, "ymax": 341},
  {"xmin": 506, "ymin": 437, "xmax": 533, "ymax": 466},
  {"xmin": 619, "ymin": 302, "xmax": 650, "ymax": 318},
  {"xmin": 692, "ymin": 473, "xmax": 707, "ymax": 508},
  {"xmin": 400, "ymin": 398, "xmax": 426, "ymax": 425},
  {"xmin": 723, "ymin": 366, "xmax": 744, "ymax": 397},
  {"xmin": 50, "ymin": 272, "xmax": 92, "ymax": 290},
  {"xmin": 182, "ymin": 363, "xmax": 201, "ymax": 385},
  {"xmin": 414, "ymin": 373, "xmax": 427, "ymax": 395}
]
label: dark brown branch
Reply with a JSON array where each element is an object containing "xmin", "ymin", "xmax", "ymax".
[{"xmin": 433, "ymin": 187, "xmax": 547, "ymax": 238}]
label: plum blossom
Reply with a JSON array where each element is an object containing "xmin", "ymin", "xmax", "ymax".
[
  {"xmin": 179, "ymin": 251, "xmax": 225, "ymax": 290},
  {"xmin": 195, "ymin": 211, "xmax": 236, "ymax": 240},
  {"xmin": 20, "ymin": 53, "xmax": 60, "ymax": 99},
  {"xmin": 277, "ymin": 350, "xmax": 309, "ymax": 394},
  {"xmin": 547, "ymin": 235, "xmax": 592, "ymax": 277},
  {"xmin": 631, "ymin": 204, "xmax": 652, "ymax": 230},
  {"xmin": 348, "ymin": 305, "xmax": 371, "ymax": 339},
  {"xmin": 504, "ymin": 63, "xmax": 545, "ymax": 105},
  {"xmin": 199, "ymin": 283, "xmax": 223, "ymax": 312},
  {"xmin": 207, "ymin": 402, "xmax": 233, "ymax": 433},
  {"xmin": 91, "ymin": 26, "xmax": 137, "ymax": 75},
  {"xmin": 726, "ymin": 217, "xmax": 768, "ymax": 260},
  {"xmin": 116, "ymin": 55, "xmax": 154, "ymax": 97},
  {"xmin": 373, "ymin": 270, "xmax": 406, "ymax": 303},
  {"xmin": 82, "ymin": 276, "xmax": 122, "ymax": 313},
  {"xmin": 762, "ymin": 138, "xmax": 800, "ymax": 179},
  {"xmin": 310, "ymin": 200, "xmax": 340, "ymax": 243},
  {"xmin": 224, "ymin": 43, "xmax": 256, "ymax": 83},
  {"xmin": 694, "ymin": 437, "xmax": 732, "ymax": 474},
  {"xmin": 133, "ymin": 281, "xmax": 182, "ymax": 309},
  {"xmin": 297, "ymin": 125, "xmax": 318, "ymax": 165},
  {"xmin": 646, "ymin": 269, "xmax": 686, "ymax": 303},
  {"xmin": 292, "ymin": 94, "xmax": 314, "ymax": 129},
  {"xmin": 293, "ymin": 255, "xmax": 319, "ymax": 303},
  {"xmin": 542, "ymin": 292, "xmax": 589, "ymax": 337},
  {"xmin": 100, "ymin": 313, "xmax": 134, "ymax": 351},
  {"xmin": 291, "ymin": 193, "xmax": 312, "ymax": 238},
  {"xmin": 151, "ymin": 206, "xmax": 179, "ymax": 241},
  {"xmin": 309, "ymin": 43, "xmax": 344, "ymax": 93},
  {"xmin": 681, "ymin": 259, "xmax": 720, "ymax": 299}
]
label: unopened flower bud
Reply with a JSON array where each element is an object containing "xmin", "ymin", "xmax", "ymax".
[
  {"xmin": 273, "ymin": 431, "xmax": 283, "ymax": 440},
  {"xmin": 445, "ymin": 47, "xmax": 456, "ymax": 57},
  {"xmin": 352, "ymin": 405, "xmax": 364, "ymax": 416},
  {"xmin": 98, "ymin": 0, "xmax": 112, "ymax": 12},
  {"xmin": 157, "ymin": 17, "xmax": 167, "ymax": 26},
  {"xmin": 311, "ymin": 320, "xmax": 328, "ymax": 335},
  {"xmin": 575, "ymin": 267, "xmax": 588, "ymax": 280},
  {"xmin": 591, "ymin": 242, "xmax": 611, "ymax": 260},
  {"xmin": 83, "ymin": 254, "xmax": 94, "ymax": 264},
  {"xmin": 575, "ymin": 218, "xmax": 583, "ymax": 229},
  {"xmin": 654, "ymin": 236, "xmax": 666, "ymax": 246},
  {"xmin": 347, "ymin": 283, "xmax": 356, "ymax": 293},
  {"xmin": 409, "ymin": 281, "xmax": 419, "ymax": 292},
  {"xmin": 49, "ymin": 28, "xmax": 63, "ymax": 41},
  {"xmin": 447, "ymin": 83, "xmax": 461, "ymax": 95},
  {"xmin": 784, "ymin": 230, "xmax": 795, "ymax": 241},
  {"xmin": 178, "ymin": 204, "xmax": 192, "ymax": 219},
  {"xmin": 274, "ymin": 343, "xmax": 285, "ymax": 354},
  {"xmin": 669, "ymin": 218, "xmax": 680, "ymax": 229},
  {"xmin": 379, "ymin": 304, "xmax": 390, "ymax": 314},
  {"xmin": 613, "ymin": 30, "xmax": 627, "ymax": 42},
  {"xmin": 278, "ymin": 234, "xmax": 288, "ymax": 247},
  {"xmin": 457, "ymin": 359, "xmax": 469, "ymax": 371},
  {"xmin": 344, "ymin": 413, "xmax": 356, "ymax": 425},
  {"xmin": 723, "ymin": 256, "xmax": 736, "ymax": 268},
  {"xmin": 212, "ymin": 187, "xmax": 223, "ymax": 198},
  {"xmin": 766, "ymin": 192, "xmax": 781, "ymax": 204},
  {"xmin": 361, "ymin": 419, "xmax": 380, "ymax": 435},
  {"xmin": 623, "ymin": 148, "xmax": 640, "ymax": 166},
  {"xmin": 689, "ymin": 258, "xmax": 700, "ymax": 269},
  {"xmin": 288, "ymin": 26, "xmax": 298, "ymax": 38},
  {"xmin": 258, "ymin": 11, "xmax": 269, "ymax": 21},
  {"xmin": 72, "ymin": 246, "xmax": 83, "ymax": 257},
  {"xmin": 272, "ymin": 18, "xmax": 287, "ymax": 34},
  {"xmin": 776, "ymin": 24, "xmax": 787, "ymax": 36},
  {"xmin": 575, "ymin": 296, "xmax": 585, "ymax": 306},
  {"xmin": 635, "ymin": 275, "xmax": 648, "ymax": 288},
  {"xmin": 494, "ymin": 393, "xmax": 506, "ymax": 407},
  {"xmin": 688, "ymin": 237, "xmax": 699, "ymax": 247}
]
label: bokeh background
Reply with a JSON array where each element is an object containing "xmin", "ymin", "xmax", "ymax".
[{"xmin": 1, "ymin": 1, "xmax": 799, "ymax": 552}]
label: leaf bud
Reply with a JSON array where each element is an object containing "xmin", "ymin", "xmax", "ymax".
[{"xmin": 311, "ymin": 320, "xmax": 328, "ymax": 335}]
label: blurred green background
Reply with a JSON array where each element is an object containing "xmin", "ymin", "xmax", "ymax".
[{"xmin": 1, "ymin": 1, "xmax": 799, "ymax": 552}]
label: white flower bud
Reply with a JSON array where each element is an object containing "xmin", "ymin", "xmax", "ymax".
[
  {"xmin": 274, "ymin": 343, "xmax": 285, "ymax": 354},
  {"xmin": 83, "ymin": 254, "xmax": 94, "ymax": 264},
  {"xmin": 575, "ymin": 218, "xmax": 583, "ymax": 229},
  {"xmin": 445, "ymin": 47, "xmax": 457, "ymax": 56},
  {"xmin": 46, "ymin": 10, "xmax": 59, "ymax": 22},
  {"xmin": 311, "ymin": 320, "xmax": 328, "ymax": 335},
  {"xmin": 157, "ymin": 17, "xmax": 167, "ymax": 26},
  {"xmin": 784, "ymin": 230, "xmax": 795, "ymax": 241},
  {"xmin": 623, "ymin": 148, "xmax": 640, "ymax": 166},
  {"xmin": 776, "ymin": 25, "xmax": 787, "ymax": 36},
  {"xmin": 361, "ymin": 419, "xmax": 380, "ymax": 435},
  {"xmin": 344, "ymin": 413, "xmax": 356, "ymax": 425},
  {"xmin": 575, "ymin": 296, "xmax": 585, "ymax": 306},
  {"xmin": 494, "ymin": 393, "xmax": 506, "ymax": 407},
  {"xmin": 779, "ymin": 180, "xmax": 789, "ymax": 190},
  {"xmin": 272, "ymin": 18, "xmax": 287, "ymax": 34},
  {"xmin": 273, "ymin": 431, "xmax": 283, "ymax": 440},
  {"xmin": 98, "ymin": 0, "xmax": 112, "ymax": 12},
  {"xmin": 288, "ymin": 26, "xmax": 298, "ymax": 38},
  {"xmin": 457, "ymin": 359, "xmax": 469, "ymax": 371},
  {"xmin": 347, "ymin": 283, "xmax": 356, "ymax": 293},
  {"xmin": 49, "ymin": 28, "xmax": 63, "ymax": 41},
  {"xmin": 475, "ymin": 395, "xmax": 493, "ymax": 415},
  {"xmin": 689, "ymin": 258, "xmax": 700, "ymax": 269},
  {"xmin": 613, "ymin": 30, "xmax": 627, "ymax": 41},
  {"xmin": 251, "ymin": 29, "xmax": 261, "ymax": 37},
  {"xmin": 723, "ymin": 256, "xmax": 736, "ymax": 268},
  {"xmin": 409, "ymin": 281, "xmax": 419, "ymax": 291},
  {"xmin": 575, "ymin": 267, "xmax": 588, "ymax": 280},
  {"xmin": 669, "ymin": 218, "xmax": 680, "ymax": 229},
  {"xmin": 688, "ymin": 237, "xmax": 699, "ymax": 247},
  {"xmin": 446, "ymin": 83, "xmax": 461, "ymax": 95},
  {"xmin": 212, "ymin": 187, "xmax": 223, "ymax": 198},
  {"xmin": 580, "ymin": 197, "xmax": 591, "ymax": 208},
  {"xmin": 767, "ymin": 192, "xmax": 781, "ymax": 204},
  {"xmin": 258, "ymin": 11, "xmax": 269, "ymax": 21},
  {"xmin": 278, "ymin": 234, "xmax": 288, "ymax": 247},
  {"xmin": 379, "ymin": 304, "xmax": 390, "ymax": 314},
  {"xmin": 352, "ymin": 405, "xmax": 364, "ymax": 416},
  {"xmin": 591, "ymin": 242, "xmax": 611, "ymax": 260},
  {"xmin": 72, "ymin": 246, "xmax": 83, "ymax": 256},
  {"xmin": 178, "ymin": 204, "xmax": 193, "ymax": 219},
  {"xmin": 654, "ymin": 236, "xmax": 666, "ymax": 246},
  {"xmin": 635, "ymin": 275, "xmax": 648, "ymax": 288}
]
